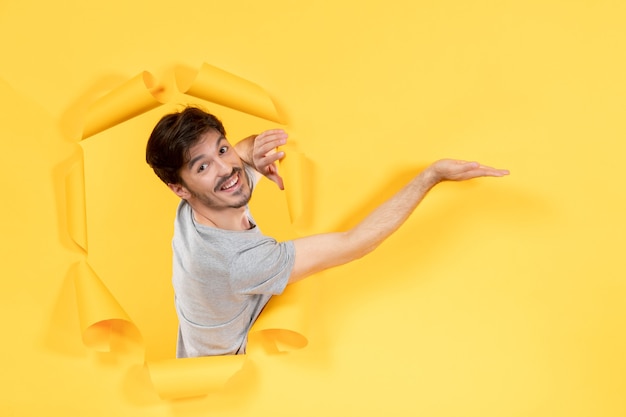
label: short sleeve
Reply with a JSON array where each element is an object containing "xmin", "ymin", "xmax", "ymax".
[{"xmin": 229, "ymin": 238, "xmax": 295, "ymax": 295}]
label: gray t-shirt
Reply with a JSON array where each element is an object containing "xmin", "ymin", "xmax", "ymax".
[{"xmin": 172, "ymin": 199, "xmax": 295, "ymax": 358}]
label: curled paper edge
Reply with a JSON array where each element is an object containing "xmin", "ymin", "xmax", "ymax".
[
  {"xmin": 146, "ymin": 294, "xmax": 310, "ymax": 400},
  {"xmin": 145, "ymin": 287, "xmax": 312, "ymax": 401},
  {"xmin": 279, "ymin": 145, "xmax": 314, "ymax": 233},
  {"xmin": 81, "ymin": 71, "xmax": 165, "ymax": 140},
  {"xmin": 176, "ymin": 63, "xmax": 282, "ymax": 123},
  {"xmin": 73, "ymin": 261, "xmax": 142, "ymax": 353},
  {"xmin": 251, "ymin": 279, "xmax": 311, "ymax": 352}
]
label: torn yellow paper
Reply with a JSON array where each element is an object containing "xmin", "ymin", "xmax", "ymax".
[
  {"xmin": 278, "ymin": 144, "xmax": 315, "ymax": 233},
  {"xmin": 177, "ymin": 62, "xmax": 282, "ymax": 123},
  {"xmin": 251, "ymin": 278, "xmax": 313, "ymax": 352},
  {"xmin": 73, "ymin": 261, "xmax": 141, "ymax": 353},
  {"xmin": 82, "ymin": 72, "xmax": 165, "ymax": 140},
  {"xmin": 71, "ymin": 62, "xmax": 313, "ymax": 400}
]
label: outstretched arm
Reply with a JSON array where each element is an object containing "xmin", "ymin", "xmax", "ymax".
[
  {"xmin": 288, "ymin": 159, "xmax": 509, "ymax": 284},
  {"xmin": 234, "ymin": 130, "xmax": 287, "ymax": 189}
]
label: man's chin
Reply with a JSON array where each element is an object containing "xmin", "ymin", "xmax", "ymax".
[{"xmin": 226, "ymin": 190, "xmax": 251, "ymax": 209}]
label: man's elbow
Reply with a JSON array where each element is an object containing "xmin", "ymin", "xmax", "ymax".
[{"xmin": 343, "ymin": 230, "xmax": 380, "ymax": 262}]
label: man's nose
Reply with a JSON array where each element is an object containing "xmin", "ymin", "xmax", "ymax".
[{"xmin": 214, "ymin": 158, "xmax": 232, "ymax": 176}]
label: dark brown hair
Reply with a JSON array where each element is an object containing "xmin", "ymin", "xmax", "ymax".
[{"xmin": 146, "ymin": 106, "xmax": 226, "ymax": 185}]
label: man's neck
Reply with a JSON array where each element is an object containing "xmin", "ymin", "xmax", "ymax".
[{"xmin": 190, "ymin": 203, "xmax": 251, "ymax": 231}]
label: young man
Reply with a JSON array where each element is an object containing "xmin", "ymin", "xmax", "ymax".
[{"xmin": 146, "ymin": 106, "xmax": 509, "ymax": 358}]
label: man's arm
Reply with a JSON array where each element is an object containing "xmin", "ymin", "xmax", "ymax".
[
  {"xmin": 288, "ymin": 159, "xmax": 509, "ymax": 284},
  {"xmin": 234, "ymin": 130, "xmax": 287, "ymax": 189}
]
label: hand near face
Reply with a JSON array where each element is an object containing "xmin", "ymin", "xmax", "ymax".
[{"xmin": 252, "ymin": 129, "xmax": 288, "ymax": 190}]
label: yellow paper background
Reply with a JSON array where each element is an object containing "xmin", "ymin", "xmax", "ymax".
[{"xmin": 1, "ymin": 1, "xmax": 625, "ymax": 416}]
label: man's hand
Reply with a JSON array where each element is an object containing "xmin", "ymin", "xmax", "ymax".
[
  {"xmin": 251, "ymin": 129, "xmax": 288, "ymax": 190},
  {"xmin": 424, "ymin": 159, "xmax": 510, "ymax": 187}
]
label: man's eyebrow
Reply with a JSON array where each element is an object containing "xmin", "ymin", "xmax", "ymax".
[
  {"xmin": 215, "ymin": 135, "xmax": 227, "ymax": 148},
  {"xmin": 186, "ymin": 135, "xmax": 226, "ymax": 170},
  {"xmin": 187, "ymin": 154, "xmax": 205, "ymax": 170}
]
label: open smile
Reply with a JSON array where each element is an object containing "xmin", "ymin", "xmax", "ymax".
[{"xmin": 217, "ymin": 171, "xmax": 241, "ymax": 192}]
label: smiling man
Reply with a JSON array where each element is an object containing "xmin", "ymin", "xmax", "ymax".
[{"xmin": 146, "ymin": 106, "xmax": 509, "ymax": 358}]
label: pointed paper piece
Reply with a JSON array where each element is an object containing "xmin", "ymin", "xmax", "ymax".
[
  {"xmin": 176, "ymin": 63, "xmax": 282, "ymax": 123},
  {"xmin": 82, "ymin": 71, "xmax": 165, "ymax": 139},
  {"xmin": 279, "ymin": 144, "xmax": 314, "ymax": 232},
  {"xmin": 73, "ymin": 261, "xmax": 138, "ymax": 352}
]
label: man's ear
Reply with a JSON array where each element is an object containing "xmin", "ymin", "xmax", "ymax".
[{"xmin": 167, "ymin": 183, "xmax": 190, "ymax": 199}]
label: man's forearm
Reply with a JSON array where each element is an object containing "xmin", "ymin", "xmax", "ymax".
[
  {"xmin": 234, "ymin": 135, "xmax": 256, "ymax": 167},
  {"xmin": 345, "ymin": 169, "xmax": 437, "ymax": 256},
  {"xmin": 289, "ymin": 168, "xmax": 438, "ymax": 283},
  {"xmin": 289, "ymin": 159, "xmax": 508, "ymax": 284}
]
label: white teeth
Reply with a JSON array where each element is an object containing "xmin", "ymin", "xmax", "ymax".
[{"xmin": 221, "ymin": 175, "xmax": 238, "ymax": 190}]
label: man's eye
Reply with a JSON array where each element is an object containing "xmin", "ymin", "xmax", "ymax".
[
  {"xmin": 219, "ymin": 146, "xmax": 228, "ymax": 155},
  {"xmin": 198, "ymin": 163, "xmax": 208, "ymax": 172}
]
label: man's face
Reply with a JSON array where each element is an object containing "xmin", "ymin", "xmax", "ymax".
[{"xmin": 175, "ymin": 129, "xmax": 252, "ymax": 210}]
